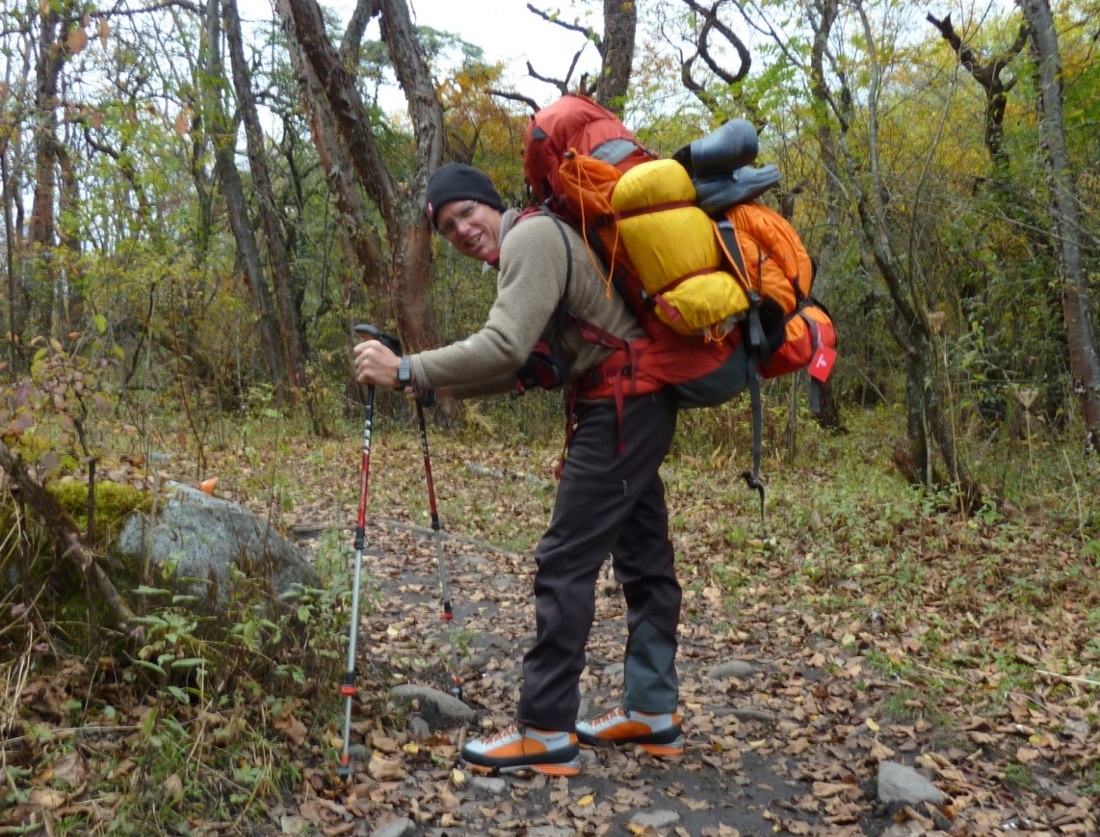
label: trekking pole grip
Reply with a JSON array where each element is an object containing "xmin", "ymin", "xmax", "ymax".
[
  {"xmin": 354, "ymin": 324, "xmax": 404, "ymax": 398},
  {"xmin": 354, "ymin": 323, "xmax": 402, "ymax": 355}
]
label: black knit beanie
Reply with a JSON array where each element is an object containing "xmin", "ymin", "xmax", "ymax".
[{"xmin": 425, "ymin": 163, "xmax": 506, "ymax": 229}]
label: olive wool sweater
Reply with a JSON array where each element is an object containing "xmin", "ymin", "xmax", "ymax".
[{"xmin": 410, "ymin": 208, "xmax": 645, "ymax": 399}]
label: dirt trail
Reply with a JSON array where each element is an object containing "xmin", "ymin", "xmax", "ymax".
[{"xmin": 318, "ymin": 521, "xmax": 899, "ymax": 837}]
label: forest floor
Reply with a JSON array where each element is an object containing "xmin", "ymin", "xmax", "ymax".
[{"xmin": 2, "ymin": 403, "xmax": 1099, "ymax": 836}]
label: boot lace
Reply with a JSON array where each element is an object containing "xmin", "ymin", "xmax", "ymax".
[
  {"xmin": 591, "ymin": 706, "xmax": 628, "ymax": 727},
  {"xmin": 479, "ymin": 724, "xmax": 522, "ymax": 747}
]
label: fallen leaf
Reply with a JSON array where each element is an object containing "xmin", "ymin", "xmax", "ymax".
[
  {"xmin": 811, "ymin": 781, "xmax": 850, "ymax": 799},
  {"xmin": 29, "ymin": 788, "xmax": 67, "ymax": 809},
  {"xmin": 67, "ymin": 27, "xmax": 89, "ymax": 53},
  {"xmin": 164, "ymin": 773, "xmax": 184, "ymax": 801},
  {"xmin": 47, "ymin": 752, "xmax": 87, "ymax": 788},
  {"xmin": 367, "ymin": 755, "xmax": 406, "ymax": 782},
  {"xmin": 274, "ymin": 708, "xmax": 308, "ymax": 748},
  {"xmin": 278, "ymin": 814, "xmax": 307, "ymax": 834}
]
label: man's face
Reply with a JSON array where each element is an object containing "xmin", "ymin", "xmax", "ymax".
[{"xmin": 436, "ymin": 200, "xmax": 501, "ymax": 262}]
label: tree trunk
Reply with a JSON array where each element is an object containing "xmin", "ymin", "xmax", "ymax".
[
  {"xmin": 804, "ymin": 0, "xmax": 844, "ymax": 431},
  {"xmin": 1017, "ymin": 0, "xmax": 1100, "ymax": 454},
  {"xmin": 825, "ymin": 0, "xmax": 981, "ymax": 507},
  {"xmin": 28, "ymin": 6, "xmax": 67, "ymax": 349},
  {"xmin": 285, "ymin": 20, "xmax": 386, "ymax": 303},
  {"xmin": 594, "ymin": 0, "xmax": 637, "ymax": 115},
  {"xmin": 58, "ymin": 139, "xmax": 84, "ymax": 335},
  {"xmin": 200, "ymin": 0, "xmax": 289, "ymax": 395},
  {"xmin": 223, "ymin": 0, "xmax": 307, "ymax": 397},
  {"xmin": 2, "ymin": 138, "xmax": 23, "ymax": 379},
  {"xmin": 274, "ymin": 0, "xmax": 443, "ymax": 356},
  {"xmin": 926, "ymin": 13, "xmax": 1027, "ymax": 173}
]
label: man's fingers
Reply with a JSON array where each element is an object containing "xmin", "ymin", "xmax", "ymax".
[{"xmin": 352, "ymin": 339, "xmax": 398, "ymax": 388}]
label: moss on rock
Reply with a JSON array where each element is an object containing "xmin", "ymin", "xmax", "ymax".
[{"xmin": 49, "ymin": 478, "xmax": 152, "ymax": 543}]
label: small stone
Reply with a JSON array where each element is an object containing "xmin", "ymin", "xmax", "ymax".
[
  {"xmin": 631, "ymin": 809, "xmax": 681, "ymax": 829},
  {"xmin": 345, "ymin": 743, "xmax": 369, "ymax": 761},
  {"xmin": 470, "ymin": 776, "xmax": 508, "ymax": 794},
  {"xmin": 389, "ymin": 684, "xmax": 476, "ymax": 726},
  {"xmin": 407, "ymin": 716, "xmax": 431, "ymax": 739},
  {"xmin": 707, "ymin": 659, "xmax": 756, "ymax": 679},
  {"xmin": 877, "ymin": 761, "xmax": 946, "ymax": 807},
  {"xmin": 370, "ymin": 817, "xmax": 416, "ymax": 837}
]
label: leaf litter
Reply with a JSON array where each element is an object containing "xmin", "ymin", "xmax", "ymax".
[{"xmin": 2, "ymin": 417, "xmax": 1098, "ymax": 836}]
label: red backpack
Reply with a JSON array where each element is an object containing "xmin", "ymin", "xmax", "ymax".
[
  {"xmin": 523, "ymin": 94, "xmax": 837, "ymax": 512},
  {"xmin": 524, "ymin": 96, "xmax": 754, "ymax": 407}
]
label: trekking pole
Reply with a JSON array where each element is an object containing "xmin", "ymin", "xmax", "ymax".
[
  {"xmin": 337, "ymin": 323, "xmax": 401, "ymax": 778},
  {"xmin": 414, "ymin": 397, "xmax": 464, "ymax": 701}
]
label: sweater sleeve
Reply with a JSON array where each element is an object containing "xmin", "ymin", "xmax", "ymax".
[{"xmin": 410, "ymin": 213, "xmax": 569, "ymax": 394}]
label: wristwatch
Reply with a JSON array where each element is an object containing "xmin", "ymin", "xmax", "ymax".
[{"xmin": 396, "ymin": 355, "xmax": 412, "ymax": 388}]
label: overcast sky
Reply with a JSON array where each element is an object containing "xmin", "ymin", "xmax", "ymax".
[
  {"xmin": 392, "ymin": 0, "xmax": 604, "ymax": 109},
  {"xmin": 403, "ymin": 0, "xmax": 600, "ymax": 88},
  {"xmin": 241, "ymin": 0, "xmax": 602, "ymax": 110}
]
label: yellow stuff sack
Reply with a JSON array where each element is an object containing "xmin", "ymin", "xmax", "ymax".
[{"xmin": 610, "ymin": 160, "xmax": 749, "ymax": 337}]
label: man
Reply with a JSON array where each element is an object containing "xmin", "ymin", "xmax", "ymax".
[{"xmin": 353, "ymin": 162, "xmax": 684, "ymax": 776}]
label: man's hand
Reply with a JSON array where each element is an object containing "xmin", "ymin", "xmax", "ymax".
[{"xmin": 352, "ymin": 339, "xmax": 401, "ymax": 388}]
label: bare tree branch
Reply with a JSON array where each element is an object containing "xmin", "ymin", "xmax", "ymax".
[
  {"xmin": 523, "ymin": 4, "xmax": 592, "ymax": 97},
  {"xmin": 927, "ymin": 12, "xmax": 1027, "ymax": 166},
  {"xmin": 677, "ymin": 0, "xmax": 755, "ymax": 123},
  {"xmin": 526, "ymin": 58, "xmax": 572, "ymax": 97},
  {"xmin": 682, "ymin": 0, "xmax": 750, "ymax": 84},
  {"xmin": 489, "ymin": 89, "xmax": 540, "ymax": 114}
]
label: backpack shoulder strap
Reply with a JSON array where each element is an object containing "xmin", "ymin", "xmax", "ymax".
[{"xmin": 536, "ymin": 204, "xmax": 573, "ymax": 334}]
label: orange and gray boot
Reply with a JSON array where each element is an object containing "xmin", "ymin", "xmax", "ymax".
[
  {"xmin": 575, "ymin": 707, "xmax": 684, "ymax": 756},
  {"xmin": 461, "ymin": 724, "xmax": 582, "ymax": 776}
]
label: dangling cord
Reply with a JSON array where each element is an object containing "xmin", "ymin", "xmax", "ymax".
[
  {"xmin": 605, "ymin": 226, "xmax": 624, "ymax": 300},
  {"xmin": 570, "ymin": 154, "xmax": 619, "ymax": 300},
  {"xmin": 740, "ymin": 363, "xmax": 766, "ymax": 530},
  {"xmin": 556, "ymin": 388, "xmax": 579, "ymax": 481},
  {"xmin": 805, "ymin": 315, "xmax": 825, "ymax": 416}
]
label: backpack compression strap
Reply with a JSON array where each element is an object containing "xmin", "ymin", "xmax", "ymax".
[
  {"xmin": 715, "ymin": 218, "xmax": 768, "ymax": 527},
  {"xmin": 715, "ymin": 219, "xmax": 771, "ymax": 364},
  {"xmin": 743, "ymin": 367, "xmax": 765, "ymax": 528}
]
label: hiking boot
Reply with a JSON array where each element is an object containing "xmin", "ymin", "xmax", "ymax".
[
  {"xmin": 575, "ymin": 707, "xmax": 684, "ymax": 756},
  {"xmin": 461, "ymin": 724, "xmax": 581, "ymax": 776}
]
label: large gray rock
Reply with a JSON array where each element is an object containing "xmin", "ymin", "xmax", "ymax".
[{"xmin": 117, "ymin": 481, "xmax": 317, "ymax": 608}]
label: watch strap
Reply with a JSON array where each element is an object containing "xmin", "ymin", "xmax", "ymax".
[{"xmin": 397, "ymin": 355, "xmax": 412, "ymax": 387}]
